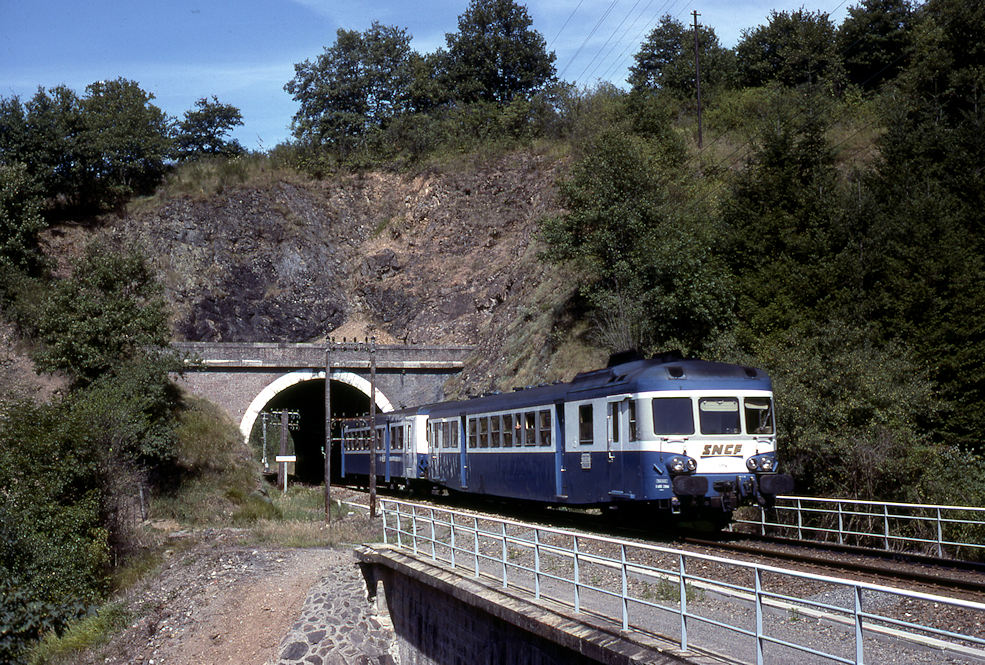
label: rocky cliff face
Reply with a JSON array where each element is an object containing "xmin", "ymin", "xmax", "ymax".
[{"xmin": 114, "ymin": 150, "xmax": 597, "ymax": 394}]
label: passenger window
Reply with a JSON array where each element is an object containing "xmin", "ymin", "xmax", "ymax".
[
  {"xmin": 451, "ymin": 424, "xmax": 459, "ymax": 449},
  {"xmin": 744, "ymin": 397, "xmax": 774, "ymax": 434},
  {"xmin": 653, "ymin": 397, "xmax": 695, "ymax": 435},
  {"xmin": 540, "ymin": 410, "xmax": 551, "ymax": 446},
  {"xmin": 524, "ymin": 412, "xmax": 537, "ymax": 446},
  {"xmin": 479, "ymin": 418, "xmax": 489, "ymax": 448},
  {"xmin": 442, "ymin": 422, "xmax": 451, "ymax": 448},
  {"xmin": 578, "ymin": 404, "xmax": 593, "ymax": 445},
  {"xmin": 629, "ymin": 400, "xmax": 638, "ymax": 441},
  {"xmin": 699, "ymin": 397, "xmax": 740, "ymax": 434},
  {"xmin": 468, "ymin": 419, "xmax": 477, "ymax": 449},
  {"xmin": 490, "ymin": 415, "xmax": 501, "ymax": 448}
]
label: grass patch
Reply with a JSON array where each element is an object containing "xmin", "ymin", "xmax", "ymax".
[
  {"xmin": 244, "ymin": 484, "xmax": 382, "ymax": 547},
  {"xmin": 27, "ymin": 602, "xmax": 131, "ymax": 665}
]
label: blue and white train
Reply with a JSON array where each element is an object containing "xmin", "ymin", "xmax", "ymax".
[{"xmin": 340, "ymin": 353, "xmax": 794, "ymax": 521}]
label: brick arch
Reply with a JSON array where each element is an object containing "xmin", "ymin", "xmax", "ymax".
[{"xmin": 239, "ymin": 369, "xmax": 395, "ymax": 441}]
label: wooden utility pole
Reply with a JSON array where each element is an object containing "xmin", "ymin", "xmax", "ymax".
[
  {"xmin": 369, "ymin": 337, "xmax": 378, "ymax": 518},
  {"xmin": 324, "ymin": 344, "xmax": 332, "ymax": 523},
  {"xmin": 693, "ymin": 10, "xmax": 703, "ymax": 149}
]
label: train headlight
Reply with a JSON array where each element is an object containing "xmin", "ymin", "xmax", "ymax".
[
  {"xmin": 746, "ymin": 453, "xmax": 777, "ymax": 473},
  {"xmin": 667, "ymin": 455, "xmax": 697, "ymax": 475}
]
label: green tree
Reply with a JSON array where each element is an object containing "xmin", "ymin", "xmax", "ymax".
[
  {"xmin": 854, "ymin": 0, "xmax": 985, "ymax": 450},
  {"xmin": 539, "ymin": 129, "xmax": 732, "ymax": 354},
  {"xmin": 629, "ymin": 15, "xmax": 736, "ymax": 99},
  {"xmin": 286, "ymin": 22, "xmax": 415, "ymax": 151},
  {"xmin": 837, "ymin": 0, "xmax": 916, "ymax": 90},
  {"xmin": 0, "ymin": 162, "xmax": 46, "ymax": 274},
  {"xmin": 31, "ymin": 244, "xmax": 171, "ymax": 387},
  {"xmin": 720, "ymin": 90, "xmax": 845, "ymax": 346},
  {"xmin": 76, "ymin": 78, "xmax": 172, "ymax": 208},
  {"xmin": 759, "ymin": 322, "xmax": 937, "ymax": 499},
  {"xmin": 737, "ymin": 9, "xmax": 844, "ymax": 87},
  {"xmin": 174, "ymin": 96, "xmax": 245, "ymax": 160},
  {"xmin": 11, "ymin": 86, "xmax": 84, "ymax": 204},
  {"xmin": 443, "ymin": 0, "xmax": 556, "ymax": 105}
]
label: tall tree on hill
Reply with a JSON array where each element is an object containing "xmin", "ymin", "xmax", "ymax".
[
  {"xmin": 837, "ymin": 0, "xmax": 916, "ymax": 90},
  {"xmin": 539, "ymin": 129, "xmax": 732, "ymax": 354},
  {"xmin": 173, "ymin": 96, "xmax": 245, "ymax": 161},
  {"xmin": 443, "ymin": 0, "xmax": 556, "ymax": 105},
  {"xmin": 76, "ymin": 78, "xmax": 171, "ymax": 209},
  {"xmin": 629, "ymin": 15, "xmax": 736, "ymax": 99},
  {"xmin": 854, "ymin": 0, "xmax": 985, "ymax": 450},
  {"xmin": 286, "ymin": 22, "xmax": 415, "ymax": 152},
  {"xmin": 737, "ymin": 9, "xmax": 844, "ymax": 88}
]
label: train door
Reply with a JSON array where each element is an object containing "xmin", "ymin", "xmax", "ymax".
[
  {"xmin": 427, "ymin": 420, "xmax": 440, "ymax": 482},
  {"xmin": 606, "ymin": 398, "xmax": 629, "ymax": 496},
  {"xmin": 459, "ymin": 414, "xmax": 468, "ymax": 489},
  {"xmin": 553, "ymin": 401, "xmax": 565, "ymax": 498}
]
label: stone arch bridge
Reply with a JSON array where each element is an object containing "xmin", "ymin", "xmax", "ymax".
[{"xmin": 172, "ymin": 341, "xmax": 473, "ymax": 441}]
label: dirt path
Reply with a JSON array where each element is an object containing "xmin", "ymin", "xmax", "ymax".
[{"xmin": 85, "ymin": 531, "xmax": 350, "ymax": 665}]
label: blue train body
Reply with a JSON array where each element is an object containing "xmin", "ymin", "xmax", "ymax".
[{"xmin": 341, "ymin": 355, "xmax": 794, "ymax": 519}]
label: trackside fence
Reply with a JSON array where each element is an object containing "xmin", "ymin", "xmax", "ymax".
[
  {"xmin": 732, "ymin": 496, "xmax": 985, "ymax": 560},
  {"xmin": 379, "ymin": 498, "xmax": 985, "ymax": 665}
]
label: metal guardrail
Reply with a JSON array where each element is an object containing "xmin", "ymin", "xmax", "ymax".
[
  {"xmin": 733, "ymin": 496, "xmax": 985, "ymax": 558},
  {"xmin": 380, "ymin": 498, "xmax": 985, "ymax": 665}
]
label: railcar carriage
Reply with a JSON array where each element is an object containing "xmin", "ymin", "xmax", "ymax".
[
  {"xmin": 340, "ymin": 410, "xmax": 428, "ymax": 489},
  {"xmin": 422, "ymin": 352, "xmax": 793, "ymax": 521}
]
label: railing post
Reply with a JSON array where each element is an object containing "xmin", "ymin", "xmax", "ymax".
[
  {"xmin": 450, "ymin": 513, "xmax": 457, "ymax": 569},
  {"xmin": 534, "ymin": 529, "xmax": 541, "ymax": 599},
  {"xmin": 382, "ymin": 501, "xmax": 389, "ymax": 545},
  {"xmin": 430, "ymin": 507, "xmax": 436, "ymax": 561},
  {"xmin": 755, "ymin": 568, "xmax": 765, "ymax": 665},
  {"xmin": 760, "ymin": 504, "xmax": 767, "ymax": 536},
  {"xmin": 396, "ymin": 504, "xmax": 403, "ymax": 549},
  {"xmin": 855, "ymin": 586, "xmax": 865, "ymax": 665},
  {"xmin": 573, "ymin": 536, "xmax": 581, "ymax": 613},
  {"xmin": 620, "ymin": 543, "xmax": 629, "ymax": 631},
  {"xmin": 936, "ymin": 507, "xmax": 944, "ymax": 557},
  {"xmin": 412, "ymin": 506, "xmax": 419, "ymax": 555},
  {"xmin": 473, "ymin": 516, "xmax": 480, "ymax": 578},
  {"xmin": 501, "ymin": 521, "xmax": 508, "ymax": 588},
  {"xmin": 838, "ymin": 502, "xmax": 845, "ymax": 545},
  {"xmin": 883, "ymin": 504, "xmax": 890, "ymax": 551},
  {"xmin": 797, "ymin": 498, "xmax": 804, "ymax": 541},
  {"xmin": 679, "ymin": 553, "xmax": 688, "ymax": 652}
]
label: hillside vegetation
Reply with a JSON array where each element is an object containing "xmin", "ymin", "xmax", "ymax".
[{"xmin": 2, "ymin": 0, "xmax": 985, "ymax": 662}]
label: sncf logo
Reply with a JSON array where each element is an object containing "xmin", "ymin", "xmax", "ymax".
[{"xmin": 701, "ymin": 443, "xmax": 743, "ymax": 457}]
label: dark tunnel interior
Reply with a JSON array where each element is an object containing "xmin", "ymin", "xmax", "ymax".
[{"xmin": 256, "ymin": 379, "xmax": 371, "ymax": 484}]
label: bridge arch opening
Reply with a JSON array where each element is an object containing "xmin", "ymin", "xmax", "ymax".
[{"xmin": 242, "ymin": 370, "xmax": 394, "ymax": 484}]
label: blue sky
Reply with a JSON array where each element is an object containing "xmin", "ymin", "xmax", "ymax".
[{"xmin": 1, "ymin": 0, "xmax": 852, "ymax": 150}]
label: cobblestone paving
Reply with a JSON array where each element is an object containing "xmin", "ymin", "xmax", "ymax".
[{"xmin": 274, "ymin": 552, "xmax": 396, "ymax": 665}]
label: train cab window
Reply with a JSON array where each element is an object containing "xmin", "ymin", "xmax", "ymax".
[
  {"xmin": 629, "ymin": 400, "xmax": 638, "ymax": 441},
  {"xmin": 468, "ymin": 419, "xmax": 477, "ymax": 448},
  {"xmin": 744, "ymin": 397, "xmax": 774, "ymax": 434},
  {"xmin": 479, "ymin": 418, "xmax": 489, "ymax": 448},
  {"xmin": 503, "ymin": 414, "xmax": 514, "ymax": 448},
  {"xmin": 524, "ymin": 412, "xmax": 537, "ymax": 446},
  {"xmin": 699, "ymin": 397, "xmax": 740, "ymax": 434},
  {"xmin": 578, "ymin": 404, "xmax": 593, "ymax": 445},
  {"xmin": 653, "ymin": 397, "xmax": 695, "ymax": 435},
  {"xmin": 539, "ymin": 410, "xmax": 552, "ymax": 446}
]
